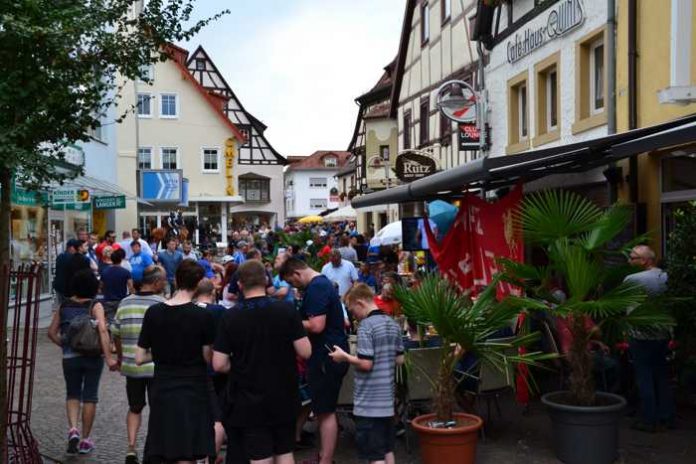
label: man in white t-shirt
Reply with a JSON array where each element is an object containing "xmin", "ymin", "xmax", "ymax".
[{"xmin": 321, "ymin": 249, "xmax": 358, "ymax": 299}]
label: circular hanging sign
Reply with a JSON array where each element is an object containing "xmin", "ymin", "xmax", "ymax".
[{"xmin": 436, "ymin": 80, "xmax": 478, "ymax": 123}]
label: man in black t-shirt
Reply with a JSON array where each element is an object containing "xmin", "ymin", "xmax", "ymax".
[
  {"xmin": 213, "ymin": 260, "xmax": 311, "ymax": 464},
  {"xmin": 279, "ymin": 258, "xmax": 349, "ymax": 464}
]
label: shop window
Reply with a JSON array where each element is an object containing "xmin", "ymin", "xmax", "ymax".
[
  {"xmin": 506, "ymin": 70, "xmax": 529, "ymax": 154},
  {"xmin": 137, "ymin": 93, "xmax": 152, "ymax": 117},
  {"xmin": 137, "ymin": 147, "xmax": 152, "ymax": 170},
  {"xmin": 403, "ymin": 110, "xmax": 412, "ymax": 150},
  {"xmin": 309, "ymin": 177, "xmax": 327, "ymax": 188},
  {"xmin": 421, "ymin": 2, "xmax": 430, "ymax": 46},
  {"xmin": 160, "ymin": 93, "xmax": 178, "ymax": 118},
  {"xmin": 161, "ymin": 147, "xmax": 178, "ymax": 170},
  {"xmin": 239, "ymin": 176, "xmax": 270, "ymax": 203},
  {"xmin": 573, "ymin": 27, "xmax": 607, "ymax": 134},
  {"xmin": 534, "ymin": 51, "xmax": 560, "ymax": 146},
  {"xmin": 202, "ymin": 148, "xmax": 219, "ymax": 172},
  {"xmin": 310, "ymin": 198, "xmax": 327, "ymax": 210},
  {"xmin": 419, "ymin": 96, "xmax": 430, "ymax": 146}
]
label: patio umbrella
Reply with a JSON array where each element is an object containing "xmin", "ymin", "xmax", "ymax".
[
  {"xmin": 324, "ymin": 205, "xmax": 357, "ymax": 222},
  {"xmin": 297, "ymin": 215, "xmax": 324, "ymax": 224},
  {"xmin": 370, "ymin": 221, "xmax": 402, "ymax": 246},
  {"xmin": 428, "ymin": 200, "xmax": 458, "ymax": 237}
]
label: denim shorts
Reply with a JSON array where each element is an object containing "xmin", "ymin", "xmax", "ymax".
[
  {"xmin": 62, "ymin": 356, "xmax": 104, "ymax": 403},
  {"xmin": 355, "ymin": 416, "xmax": 395, "ymax": 461}
]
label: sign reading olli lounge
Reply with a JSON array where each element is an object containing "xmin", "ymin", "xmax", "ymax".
[
  {"xmin": 395, "ymin": 152, "xmax": 438, "ymax": 183},
  {"xmin": 506, "ymin": 0, "xmax": 585, "ymax": 64}
]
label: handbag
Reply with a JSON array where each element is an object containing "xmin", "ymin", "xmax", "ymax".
[{"xmin": 64, "ymin": 300, "xmax": 103, "ymax": 357}]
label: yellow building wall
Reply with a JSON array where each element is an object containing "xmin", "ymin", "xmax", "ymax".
[{"xmin": 615, "ymin": 0, "xmax": 696, "ymax": 255}]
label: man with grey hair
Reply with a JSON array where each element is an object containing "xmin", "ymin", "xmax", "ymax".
[
  {"xmin": 625, "ymin": 245, "xmax": 674, "ymax": 432},
  {"xmin": 112, "ymin": 265, "xmax": 166, "ymax": 464}
]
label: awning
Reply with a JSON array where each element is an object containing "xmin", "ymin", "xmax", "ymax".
[
  {"xmin": 58, "ymin": 175, "xmax": 136, "ymax": 199},
  {"xmin": 353, "ymin": 114, "xmax": 696, "ymax": 208},
  {"xmin": 188, "ymin": 195, "xmax": 245, "ymax": 203}
]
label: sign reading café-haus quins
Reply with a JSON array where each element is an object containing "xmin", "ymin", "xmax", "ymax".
[{"xmin": 506, "ymin": 0, "xmax": 585, "ymax": 64}]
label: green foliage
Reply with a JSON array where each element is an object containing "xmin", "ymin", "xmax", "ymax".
[
  {"xmin": 394, "ymin": 273, "xmax": 551, "ymax": 421},
  {"xmin": 664, "ymin": 201, "xmax": 696, "ymax": 375},
  {"xmin": 501, "ymin": 190, "xmax": 674, "ymax": 406},
  {"xmin": 0, "ymin": 0, "xmax": 228, "ymax": 188}
]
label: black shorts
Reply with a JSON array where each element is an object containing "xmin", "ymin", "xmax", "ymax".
[
  {"xmin": 225, "ymin": 424, "xmax": 294, "ymax": 462},
  {"xmin": 355, "ymin": 416, "xmax": 395, "ymax": 461},
  {"xmin": 126, "ymin": 377, "xmax": 151, "ymax": 413},
  {"xmin": 307, "ymin": 360, "xmax": 348, "ymax": 415}
]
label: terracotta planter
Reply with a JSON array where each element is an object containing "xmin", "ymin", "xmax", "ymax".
[{"xmin": 411, "ymin": 412, "xmax": 483, "ymax": 464}]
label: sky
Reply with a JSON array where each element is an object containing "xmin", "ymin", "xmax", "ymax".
[{"xmin": 179, "ymin": 0, "xmax": 406, "ymax": 157}]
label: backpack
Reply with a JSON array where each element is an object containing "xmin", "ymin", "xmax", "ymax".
[{"xmin": 63, "ymin": 301, "xmax": 102, "ymax": 357}]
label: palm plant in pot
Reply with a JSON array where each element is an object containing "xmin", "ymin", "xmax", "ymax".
[
  {"xmin": 395, "ymin": 273, "xmax": 549, "ymax": 464},
  {"xmin": 499, "ymin": 190, "xmax": 674, "ymax": 464}
]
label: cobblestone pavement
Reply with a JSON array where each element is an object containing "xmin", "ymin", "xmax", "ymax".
[{"xmin": 31, "ymin": 329, "xmax": 695, "ymax": 463}]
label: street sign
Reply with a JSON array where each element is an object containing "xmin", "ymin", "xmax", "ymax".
[
  {"xmin": 94, "ymin": 195, "xmax": 126, "ymax": 210},
  {"xmin": 140, "ymin": 170, "xmax": 183, "ymax": 202},
  {"xmin": 51, "ymin": 187, "xmax": 90, "ymax": 205}
]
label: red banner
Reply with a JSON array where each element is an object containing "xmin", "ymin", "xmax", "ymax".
[{"xmin": 424, "ymin": 185, "xmax": 523, "ymax": 299}]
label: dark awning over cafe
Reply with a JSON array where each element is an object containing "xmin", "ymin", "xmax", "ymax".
[{"xmin": 352, "ymin": 114, "xmax": 696, "ymax": 208}]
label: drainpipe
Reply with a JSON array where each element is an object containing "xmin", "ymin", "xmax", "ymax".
[
  {"xmin": 628, "ymin": 0, "xmax": 639, "ymax": 203},
  {"xmin": 607, "ymin": 0, "xmax": 618, "ymax": 203}
]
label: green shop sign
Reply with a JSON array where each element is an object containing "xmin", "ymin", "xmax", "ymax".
[
  {"xmin": 94, "ymin": 195, "xmax": 126, "ymax": 210},
  {"xmin": 51, "ymin": 202, "xmax": 92, "ymax": 211},
  {"xmin": 11, "ymin": 187, "xmax": 48, "ymax": 207}
]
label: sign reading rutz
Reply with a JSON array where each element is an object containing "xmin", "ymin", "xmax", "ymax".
[
  {"xmin": 140, "ymin": 170, "xmax": 183, "ymax": 202},
  {"xmin": 395, "ymin": 152, "xmax": 437, "ymax": 183},
  {"xmin": 506, "ymin": 0, "xmax": 585, "ymax": 64}
]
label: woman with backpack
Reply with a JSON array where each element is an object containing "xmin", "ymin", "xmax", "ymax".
[{"xmin": 47, "ymin": 268, "xmax": 119, "ymax": 455}]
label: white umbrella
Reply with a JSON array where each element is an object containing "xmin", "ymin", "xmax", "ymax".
[
  {"xmin": 324, "ymin": 205, "xmax": 357, "ymax": 222},
  {"xmin": 370, "ymin": 221, "xmax": 402, "ymax": 246}
]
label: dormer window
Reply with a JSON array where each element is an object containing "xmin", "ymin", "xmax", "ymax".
[{"xmin": 324, "ymin": 156, "xmax": 337, "ymax": 168}]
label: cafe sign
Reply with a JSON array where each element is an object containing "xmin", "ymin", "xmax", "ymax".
[
  {"xmin": 395, "ymin": 151, "xmax": 438, "ymax": 183},
  {"xmin": 506, "ymin": 0, "xmax": 585, "ymax": 64}
]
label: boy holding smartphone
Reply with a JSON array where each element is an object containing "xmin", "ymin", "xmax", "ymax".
[{"xmin": 329, "ymin": 284, "xmax": 404, "ymax": 464}]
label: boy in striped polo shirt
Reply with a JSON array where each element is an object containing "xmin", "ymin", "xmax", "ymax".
[
  {"xmin": 112, "ymin": 266, "xmax": 166, "ymax": 464},
  {"xmin": 329, "ymin": 284, "xmax": 405, "ymax": 464}
]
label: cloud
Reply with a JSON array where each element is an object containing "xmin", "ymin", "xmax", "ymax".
[{"xmin": 191, "ymin": 1, "xmax": 404, "ymax": 156}]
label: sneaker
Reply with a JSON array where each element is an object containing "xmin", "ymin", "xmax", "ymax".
[
  {"xmin": 78, "ymin": 438, "xmax": 95, "ymax": 454},
  {"xmin": 66, "ymin": 428, "xmax": 80, "ymax": 455},
  {"xmin": 125, "ymin": 452, "xmax": 140, "ymax": 464}
]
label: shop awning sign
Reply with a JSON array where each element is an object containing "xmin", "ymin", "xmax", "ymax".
[
  {"xmin": 51, "ymin": 187, "xmax": 90, "ymax": 205},
  {"xmin": 395, "ymin": 151, "xmax": 438, "ymax": 183},
  {"xmin": 94, "ymin": 195, "xmax": 126, "ymax": 210},
  {"xmin": 140, "ymin": 170, "xmax": 183, "ymax": 203},
  {"xmin": 436, "ymin": 80, "xmax": 479, "ymax": 124}
]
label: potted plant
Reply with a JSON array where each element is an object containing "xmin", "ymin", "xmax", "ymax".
[
  {"xmin": 499, "ymin": 190, "xmax": 674, "ymax": 464},
  {"xmin": 395, "ymin": 274, "xmax": 547, "ymax": 464}
]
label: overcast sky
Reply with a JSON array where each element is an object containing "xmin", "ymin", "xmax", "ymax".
[{"xmin": 179, "ymin": 0, "xmax": 405, "ymax": 157}]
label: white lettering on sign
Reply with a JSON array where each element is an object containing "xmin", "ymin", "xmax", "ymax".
[
  {"xmin": 506, "ymin": 0, "xmax": 585, "ymax": 64},
  {"xmin": 402, "ymin": 160, "xmax": 433, "ymax": 175}
]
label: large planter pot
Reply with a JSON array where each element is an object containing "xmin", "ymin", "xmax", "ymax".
[
  {"xmin": 411, "ymin": 412, "xmax": 483, "ymax": 464},
  {"xmin": 542, "ymin": 391, "xmax": 627, "ymax": 464}
]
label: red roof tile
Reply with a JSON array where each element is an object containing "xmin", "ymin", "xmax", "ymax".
[{"xmin": 286, "ymin": 151, "xmax": 351, "ymax": 171}]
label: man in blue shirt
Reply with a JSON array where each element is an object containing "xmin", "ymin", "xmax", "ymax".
[
  {"xmin": 157, "ymin": 237, "xmax": 183, "ymax": 296},
  {"xmin": 280, "ymin": 257, "xmax": 348, "ymax": 464},
  {"xmin": 271, "ymin": 252, "xmax": 295, "ymax": 304},
  {"xmin": 128, "ymin": 241, "xmax": 154, "ymax": 284}
]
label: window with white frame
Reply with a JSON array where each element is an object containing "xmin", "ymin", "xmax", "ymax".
[
  {"xmin": 138, "ymin": 64, "xmax": 154, "ymax": 83},
  {"xmin": 160, "ymin": 94, "xmax": 178, "ymax": 118},
  {"xmin": 310, "ymin": 198, "xmax": 327, "ymax": 210},
  {"xmin": 518, "ymin": 83, "xmax": 528, "ymax": 140},
  {"xmin": 137, "ymin": 93, "xmax": 152, "ymax": 117},
  {"xmin": 323, "ymin": 156, "xmax": 337, "ymax": 168},
  {"xmin": 309, "ymin": 177, "xmax": 327, "ymax": 188},
  {"xmin": 546, "ymin": 69, "xmax": 558, "ymax": 131},
  {"xmin": 161, "ymin": 147, "xmax": 178, "ymax": 170},
  {"xmin": 137, "ymin": 147, "xmax": 152, "ymax": 170},
  {"xmin": 202, "ymin": 148, "xmax": 219, "ymax": 172},
  {"xmin": 590, "ymin": 40, "xmax": 605, "ymax": 114}
]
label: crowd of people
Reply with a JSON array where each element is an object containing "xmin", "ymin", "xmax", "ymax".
[{"xmin": 48, "ymin": 222, "xmax": 411, "ymax": 464}]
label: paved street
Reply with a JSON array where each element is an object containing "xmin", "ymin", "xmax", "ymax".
[{"xmin": 25, "ymin": 325, "xmax": 694, "ymax": 463}]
